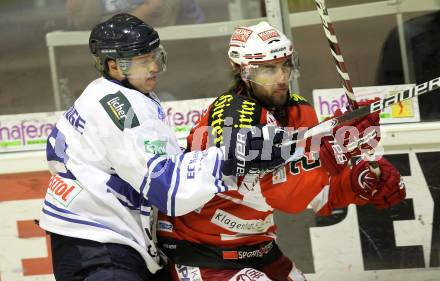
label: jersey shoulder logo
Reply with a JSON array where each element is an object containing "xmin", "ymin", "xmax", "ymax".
[{"xmin": 100, "ymin": 91, "xmax": 140, "ymax": 131}]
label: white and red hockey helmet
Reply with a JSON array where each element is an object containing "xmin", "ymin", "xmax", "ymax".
[{"xmin": 228, "ymin": 21, "xmax": 294, "ymax": 66}]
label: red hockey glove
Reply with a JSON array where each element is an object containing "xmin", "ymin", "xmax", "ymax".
[
  {"xmin": 350, "ymin": 158, "xmax": 406, "ymax": 209},
  {"xmin": 319, "ymin": 99, "xmax": 381, "ymax": 175}
]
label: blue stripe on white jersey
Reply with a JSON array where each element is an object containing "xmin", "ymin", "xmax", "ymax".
[
  {"xmin": 42, "ymin": 209, "xmax": 118, "ymax": 232},
  {"xmin": 140, "ymin": 198, "xmax": 152, "ymax": 216},
  {"xmin": 114, "ymin": 198, "xmax": 139, "ymax": 210},
  {"xmin": 212, "ymin": 150, "xmax": 227, "ymax": 192},
  {"xmin": 43, "ymin": 200, "xmax": 116, "ymax": 233},
  {"xmin": 145, "ymin": 157, "xmax": 177, "ymax": 214},
  {"xmin": 170, "ymin": 154, "xmax": 185, "ymax": 216},
  {"xmin": 106, "ymin": 174, "xmax": 140, "ymax": 209}
]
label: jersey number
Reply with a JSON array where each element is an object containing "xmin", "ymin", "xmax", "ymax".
[{"xmin": 289, "ymin": 155, "xmax": 321, "ymax": 175}]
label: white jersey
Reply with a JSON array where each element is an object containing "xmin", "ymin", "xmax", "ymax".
[{"xmin": 39, "ymin": 77, "xmax": 232, "ymax": 273}]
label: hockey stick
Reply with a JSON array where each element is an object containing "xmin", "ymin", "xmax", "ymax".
[
  {"xmin": 281, "ymin": 76, "xmax": 440, "ymax": 147},
  {"xmin": 315, "ymin": 0, "xmax": 383, "ymax": 171},
  {"xmin": 315, "ymin": 0, "xmax": 358, "ymax": 110}
]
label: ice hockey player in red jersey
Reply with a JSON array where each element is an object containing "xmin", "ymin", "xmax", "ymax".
[{"xmin": 157, "ymin": 21, "xmax": 406, "ymax": 281}]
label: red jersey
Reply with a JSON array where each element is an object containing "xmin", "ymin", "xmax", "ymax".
[{"xmin": 157, "ymin": 92, "xmax": 365, "ymax": 263}]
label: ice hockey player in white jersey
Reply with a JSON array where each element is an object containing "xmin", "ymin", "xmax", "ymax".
[{"xmin": 39, "ymin": 13, "xmax": 287, "ymax": 281}]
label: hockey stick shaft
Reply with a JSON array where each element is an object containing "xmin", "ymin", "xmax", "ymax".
[
  {"xmin": 315, "ymin": 0, "xmax": 358, "ymax": 110},
  {"xmin": 315, "ymin": 0, "xmax": 384, "ymax": 171},
  {"xmin": 281, "ymin": 76, "xmax": 440, "ymax": 146}
]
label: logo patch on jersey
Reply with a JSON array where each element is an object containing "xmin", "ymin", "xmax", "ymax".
[
  {"xmin": 230, "ymin": 268, "xmax": 270, "ymax": 280},
  {"xmin": 47, "ymin": 175, "xmax": 83, "ymax": 207},
  {"xmin": 144, "ymin": 139, "xmax": 167, "ymax": 155},
  {"xmin": 175, "ymin": 264, "xmax": 203, "ymax": 281},
  {"xmin": 211, "ymin": 209, "xmax": 274, "ymax": 234},
  {"xmin": 223, "ymin": 241, "xmax": 274, "ymax": 260},
  {"xmin": 157, "ymin": 220, "xmax": 173, "ymax": 232},
  {"xmin": 272, "ymin": 166, "xmax": 287, "ymax": 184},
  {"xmin": 266, "ymin": 112, "xmax": 277, "ymax": 126},
  {"xmin": 100, "ymin": 92, "xmax": 140, "ymax": 131}
]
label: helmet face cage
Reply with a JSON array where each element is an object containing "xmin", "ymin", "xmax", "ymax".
[
  {"xmin": 116, "ymin": 45, "xmax": 167, "ymax": 79},
  {"xmin": 241, "ymin": 51, "xmax": 299, "ymax": 86}
]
